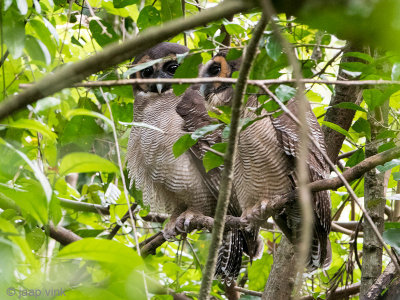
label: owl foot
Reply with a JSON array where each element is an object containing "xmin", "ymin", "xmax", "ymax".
[
  {"xmin": 162, "ymin": 211, "xmax": 214, "ymax": 241},
  {"xmin": 241, "ymin": 192, "xmax": 295, "ymax": 229}
]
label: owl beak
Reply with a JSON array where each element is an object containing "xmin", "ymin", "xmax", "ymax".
[
  {"xmin": 199, "ymin": 84, "xmax": 206, "ymax": 97},
  {"xmin": 156, "ymin": 84, "xmax": 163, "ymax": 94}
]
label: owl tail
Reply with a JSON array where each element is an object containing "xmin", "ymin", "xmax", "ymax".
[
  {"xmin": 215, "ymin": 228, "xmax": 243, "ymax": 285},
  {"xmin": 215, "ymin": 227, "xmax": 263, "ymax": 284},
  {"xmin": 273, "ymin": 195, "xmax": 331, "ymax": 269}
]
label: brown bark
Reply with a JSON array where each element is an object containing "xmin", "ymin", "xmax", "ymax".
[
  {"xmin": 360, "ymin": 104, "xmax": 388, "ymax": 297},
  {"xmin": 322, "ymin": 44, "xmax": 363, "ymax": 162}
]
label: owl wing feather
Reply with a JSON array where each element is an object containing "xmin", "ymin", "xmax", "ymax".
[
  {"xmin": 272, "ymin": 98, "xmax": 332, "ymax": 268},
  {"xmin": 176, "ymin": 88, "xmax": 262, "ymax": 282}
]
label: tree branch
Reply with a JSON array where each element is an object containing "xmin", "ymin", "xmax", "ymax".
[
  {"xmin": 0, "ymin": 0, "xmax": 251, "ymax": 120},
  {"xmin": 199, "ymin": 14, "xmax": 267, "ymax": 300},
  {"xmin": 309, "ymin": 146, "xmax": 400, "ymax": 192}
]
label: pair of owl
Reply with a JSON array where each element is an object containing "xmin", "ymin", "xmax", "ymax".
[{"xmin": 126, "ymin": 42, "xmax": 331, "ymax": 282}]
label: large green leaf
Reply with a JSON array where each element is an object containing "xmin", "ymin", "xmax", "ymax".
[
  {"xmin": 8, "ymin": 119, "xmax": 57, "ymax": 141},
  {"xmin": 57, "ymin": 238, "xmax": 142, "ymax": 268},
  {"xmin": 3, "ymin": 11, "xmax": 25, "ymax": 58},
  {"xmin": 322, "ymin": 121, "xmax": 353, "ymax": 140},
  {"xmin": 113, "ymin": 0, "xmax": 138, "ymax": 8},
  {"xmin": 172, "ymin": 53, "xmax": 202, "ymax": 96},
  {"xmin": 25, "ymin": 35, "xmax": 51, "ymax": 65},
  {"xmin": 160, "ymin": 0, "xmax": 183, "ymax": 22},
  {"xmin": 89, "ymin": 20, "xmax": 119, "ymax": 47},
  {"xmin": 383, "ymin": 228, "xmax": 400, "ymax": 253},
  {"xmin": 137, "ymin": 6, "xmax": 160, "ymax": 31},
  {"xmin": 172, "ymin": 134, "xmax": 196, "ymax": 158},
  {"xmin": 59, "ymin": 153, "xmax": 118, "ymax": 176}
]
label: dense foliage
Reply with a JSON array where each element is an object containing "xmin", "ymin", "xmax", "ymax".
[{"xmin": 0, "ymin": 0, "xmax": 399, "ymax": 299}]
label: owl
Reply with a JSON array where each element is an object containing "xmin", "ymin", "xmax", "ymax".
[
  {"xmin": 126, "ymin": 43, "xmax": 257, "ymax": 282},
  {"xmin": 183, "ymin": 51, "xmax": 332, "ymax": 269}
]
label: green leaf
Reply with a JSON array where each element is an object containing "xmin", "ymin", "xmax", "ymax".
[
  {"xmin": 385, "ymin": 222, "xmax": 400, "ymax": 230},
  {"xmin": 3, "ymin": 12, "xmax": 25, "ymax": 58},
  {"xmin": 191, "ymin": 124, "xmax": 222, "ymax": 140},
  {"xmin": 363, "ymin": 89, "xmax": 384, "ymax": 111},
  {"xmin": 208, "ymin": 106, "xmax": 232, "ymax": 124},
  {"xmin": 376, "ymin": 159, "xmax": 400, "ymax": 173},
  {"xmin": 16, "ymin": 0, "xmax": 28, "ymax": 15},
  {"xmin": 332, "ymin": 102, "xmax": 367, "ymax": 113},
  {"xmin": 340, "ymin": 62, "xmax": 367, "ymax": 72},
  {"xmin": 172, "ymin": 134, "xmax": 196, "ymax": 158},
  {"xmin": 352, "ymin": 118, "xmax": 371, "ymax": 141},
  {"xmin": 66, "ymin": 108, "xmax": 114, "ymax": 127},
  {"xmin": 59, "ymin": 153, "xmax": 119, "ymax": 176},
  {"xmin": 123, "ymin": 58, "xmax": 163, "ymax": 78},
  {"xmin": 89, "ymin": 20, "xmax": 119, "ymax": 47},
  {"xmin": 275, "ymin": 85, "xmax": 296, "ymax": 103},
  {"xmin": 346, "ymin": 148, "xmax": 365, "ymax": 167},
  {"xmin": 25, "ymin": 35, "xmax": 51, "ymax": 65},
  {"xmin": 203, "ymin": 143, "xmax": 226, "ymax": 172},
  {"xmin": 226, "ymin": 48, "xmax": 242, "ymax": 61},
  {"xmin": 222, "ymin": 22, "xmax": 244, "ymax": 35},
  {"xmin": 113, "ymin": 0, "xmax": 138, "ymax": 8},
  {"xmin": 248, "ymin": 253, "xmax": 273, "ymax": 291},
  {"xmin": 322, "ymin": 121, "xmax": 353, "ymax": 140},
  {"xmin": 8, "ymin": 119, "xmax": 57, "ymax": 141},
  {"xmin": 29, "ymin": 19, "xmax": 57, "ymax": 59},
  {"xmin": 137, "ymin": 6, "xmax": 161, "ymax": 31},
  {"xmin": 26, "ymin": 227, "xmax": 45, "ymax": 251},
  {"xmin": 383, "ymin": 228, "xmax": 400, "ymax": 253},
  {"xmin": 378, "ymin": 141, "xmax": 396, "ymax": 153},
  {"xmin": 173, "ymin": 53, "xmax": 202, "ymax": 96},
  {"xmin": 265, "ymin": 35, "xmax": 282, "ymax": 61},
  {"xmin": 57, "ymin": 238, "xmax": 143, "ymax": 268},
  {"xmin": 392, "ymin": 62, "xmax": 400, "ymax": 80},
  {"xmin": 393, "ymin": 172, "xmax": 400, "ymax": 181},
  {"xmin": 343, "ymin": 52, "xmax": 373, "ymax": 63},
  {"xmin": 160, "ymin": 0, "xmax": 183, "ymax": 22},
  {"xmin": 0, "ymin": 139, "xmax": 52, "ymax": 203}
]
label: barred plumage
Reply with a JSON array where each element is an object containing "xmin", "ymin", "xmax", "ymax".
[{"xmin": 197, "ymin": 52, "xmax": 332, "ymax": 269}]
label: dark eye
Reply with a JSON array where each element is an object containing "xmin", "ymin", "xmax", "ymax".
[
  {"xmin": 141, "ymin": 67, "xmax": 154, "ymax": 78},
  {"xmin": 165, "ymin": 62, "xmax": 179, "ymax": 75},
  {"xmin": 208, "ymin": 63, "xmax": 221, "ymax": 76}
]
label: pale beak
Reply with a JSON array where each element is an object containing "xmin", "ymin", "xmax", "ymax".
[{"xmin": 156, "ymin": 84, "xmax": 163, "ymax": 94}]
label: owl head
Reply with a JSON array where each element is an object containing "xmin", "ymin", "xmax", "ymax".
[
  {"xmin": 199, "ymin": 51, "xmax": 241, "ymax": 107},
  {"xmin": 131, "ymin": 42, "xmax": 189, "ymax": 94}
]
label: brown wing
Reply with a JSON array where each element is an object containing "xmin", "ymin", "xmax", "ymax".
[
  {"xmin": 176, "ymin": 87, "xmax": 262, "ymax": 281},
  {"xmin": 272, "ymin": 98, "xmax": 331, "ymax": 268}
]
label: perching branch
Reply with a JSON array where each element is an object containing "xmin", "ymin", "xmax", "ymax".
[
  {"xmin": 0, "ymin": 0, "xmax": 251, "ymax": 121},
  {"xmin": 309, "ymin": 146, "xmax": 400, "ymax": 192},
  {"xmin": 198, "ymin": 14, "xmax": 268, "ymax": 300}
]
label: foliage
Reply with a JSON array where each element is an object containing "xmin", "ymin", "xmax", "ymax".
[{"xmin": 0, "ymin": 0, "xmax": 399, "ymax": 299}]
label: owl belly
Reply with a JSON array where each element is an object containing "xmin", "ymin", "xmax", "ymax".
[
  {"xmin": 127, "ymin": 93, "xmax": 215, "ymax": 215},
  {"xmin": 233, "ymin": 117, "xmax": 292, "ymax": 210}
]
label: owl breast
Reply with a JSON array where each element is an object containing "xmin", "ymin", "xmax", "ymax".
[
  {"xmin": 233, "ymin": 98, "xmax": 293, "ymax": 210},
  {"xmin": 127, "ymin": 91, "xmax": 215, "ymax": 215}
]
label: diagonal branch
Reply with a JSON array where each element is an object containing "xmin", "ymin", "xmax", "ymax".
[{"xmin": 0, "ymin": 0, "xmax": 251, "ymax": 121}]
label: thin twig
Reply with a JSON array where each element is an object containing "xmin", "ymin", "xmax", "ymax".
[{"xmin": 19, "ymin": 77, "xmax": 400, "ymax": 89}]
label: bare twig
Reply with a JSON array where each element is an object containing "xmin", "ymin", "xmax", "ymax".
[{"xmin": 19, "ymin": 77, "xmax": 400, "ymax": 89}]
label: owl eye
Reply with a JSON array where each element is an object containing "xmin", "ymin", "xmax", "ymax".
[
  {"xmin": 141, "ymin": 67, "xmax": 154, "ymax": 78},
  {"xmin": 208, "ymin": 63, "xmax": 221, "ymax": 76},
  {"xmin": 165, "ymin": 62, "xmax": 179, "ymax": 75}
]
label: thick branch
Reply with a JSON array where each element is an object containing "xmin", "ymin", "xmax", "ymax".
[
  {"xmin": 364, "ymin": 262, "xmax": 399, "ymax": 300},
  {"xmin": 0, "ymin": 0, "xmax": 251, "ymax": 120},
  {"xmin": 48, "ymin": 224, "xmax": 81, "ymax": 245},
  {"xmin": 309, "ymin": 146, "xmax": 400, "ymax": 192}
]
